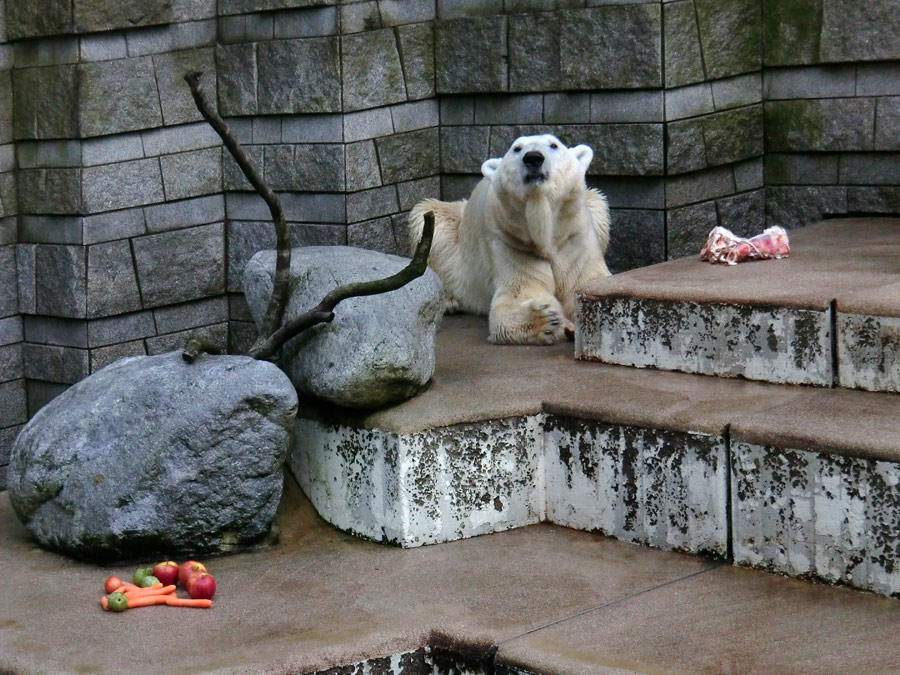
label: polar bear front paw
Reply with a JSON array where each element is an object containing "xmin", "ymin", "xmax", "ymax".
[{"xmin": 522, "ymin": 299, "xmax": 568, "ymax": 345}]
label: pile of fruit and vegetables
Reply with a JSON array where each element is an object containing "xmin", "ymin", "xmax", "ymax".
[{"xmin": 101, "ymin": 560, "xmax": 216, "ymax": 612}]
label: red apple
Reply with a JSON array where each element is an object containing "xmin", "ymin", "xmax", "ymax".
[
  {"xmin": 178, "ymin": 560, "xmax": 207, "ymax": 587},
  {"xmin": 186, "ymin": 571, "xmax": 216, "ymax": 600},
  {"xmin": 152, "ymin": 561, "xmax": 179, "ymax": 586}
]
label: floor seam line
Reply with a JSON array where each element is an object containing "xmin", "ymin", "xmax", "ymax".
[{"xmin": 495, "ymin": 564, "xmax": 722, "ymax": 648}]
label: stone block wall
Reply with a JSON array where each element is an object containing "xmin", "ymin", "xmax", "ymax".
[
  {"xmin": 762, "ymin": 0, "xmax": 900, "ymax": 225},
  {"xmin": 0, "ymin": 0, "xmax": 898, "ymax": 485}
]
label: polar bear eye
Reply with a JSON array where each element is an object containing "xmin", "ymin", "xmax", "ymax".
[
  {"xmin": 550, "ymin": 143, "xmax": 558, "ymax": 150},
  {"xmin": 513, "ymin": 146, "xmax": 522, "ymax": 153}
]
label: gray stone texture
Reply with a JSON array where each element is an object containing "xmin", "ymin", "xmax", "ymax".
[
  {"xmin": 820, "ymin": 0, "xmax": 900, "ymax": 63},
  {"xmin": 34, "ymin": 246, "xmax": 86, "ymax": 319},
  {"xmin": 766, "ymin": 186, "xmax": 848, "ymax": 229},
  {"xmin": 765, "ymin": 99, "xmax": 876, "ymax": 152},
  {"xmin": 7, "ymin": 352, "xmax": 297, "ymax": 561},
  {"xmin": 0, "ymin": 380, "xmax": 27, "ymax": 428},
  {"xmin": 78, "ymin": 57, "xmax": 162, "ymax": 138},
  {"xmin": 23, "ymin": 344, "xmax": 89, "ymax": 384},
  {"xmin": 12, "ymin": 66, "xmax": 79, "ymax": 140},
  {"xmin": 133, "ymin": 223, "xmax": 225, "ymax": 307},
  {"xmin": 765, "ymin": 154, "xmax": 840, "ymax": 185},
  {"xmin": 508, "ymin": 11, "xmax": 560, "ymax": 92},
  {"xmin": 560, "ymin": 5, "xmax": 661, "ymax": 90},
  {"xmin": 664, "ymin": 0, "xmax": 705, "ymax": 88},
  {"xmin": 347, "ymin": 217, "xmax": 403, "ymax": 255},
  {"xmin": 160, "ymin": 148, "xmax": 223, "ymax": 201},
  {"xmin": 605, "ymin": 209, "xmax": 665, "ymax": 273},
  {"xmin": 848, "ymin": 187, "xmax": 900, "ymax": 214},
  {"xmin": 435, "ymin": 16, "xmax": 507, "ymax": 93},
  {"xmin": 396, "ymin": 22, "xmax": 435, "ymax": 100},
  {"xmin": 216, "ymin": 43, "xmax": 258, "ymax": 116},
  {"xmin": 667, "ymin": 201, "xmax": 718, "ymax": 260},
  {"xmin": 73, "ymin": 0, "xmax": 173, "ymax": 33},
  {"xmin": 86, "ymin": 241, "xmax": 142, "ymax": 318},
  {"xmin": 257, "ymin": 38, "xmax": 341, "ymax": 114},
  {"xmin": 243, "ymin": 246, "xmax": 442, "ymax": 408},
  {"xmin": 0, "ymin": 246, "xmax": 16, "ymax": 318},
  {"xmin": 375, "ymin": 128, "xmax": 440, "ymax": 184},
  {"xmin": 18, "ymin": 169, "xmax": 81, "ymax": 215},
  {"xmin": 694, "ymin": 0, "xmax": 761, "ymax": 79},
  {"xmin": 341, "ymin": 29, "xmax": 407, "ymax": 112},
  {"xmin": 440, "ymin": 126, "xmax": 491, "ymax": 174},
  {"xmin": 763, "ymin": 0, "xmax": 821, "ymax": 66},
  {"xmin": 82, "ymin": 159, "xmax": 165, "ymax": 213},
  {"xmin": 345, "ymin": 141, "xmax": 382, "ymax": 192},
  {"xmin": 153, "ymin": 48, "xmax": 217, "ymax": 126},
  {"xmin": 5, "ymin": 2, "xmax": 73, "ymax": 40},
  {"xmin": 264, "ymin": 144, "xmax": 345, "ymax": 192},
  {"xmin": 876, "ymin": 97, "xmax": 900, "ymax": 151}
]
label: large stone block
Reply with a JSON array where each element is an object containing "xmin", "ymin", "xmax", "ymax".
[
  {"xmin": 133, "ymin": 223, "xmax": 225, "ymax": 307},
  {"xmin": 34, "ymin": 245, "xmax": 87, "ymax": 319},
  {"xmin": 604, "ymin": 209, "xmax": 665, "ymax": 273},
  {"xmin": 8, "ymin": 352, "xmax": 296, "ymax": 562},
  {"xmin": 765, "ymin": 153, "xmax": 840, "ymax": 185},
  {"xmin": 257, "ymin": 38, "xmax": 341, "ymax": 114},
  {"xmin": 821, "ymin": 0, "xmax": 900, "ymax": 63},
  {"xmin": 396, "ymin": 22, "xmax": 435, "ymax": 100},
  {"xmin": 839, "ymin": 153, "xmax": 900, "ymax": 186},
  {"xmin": 264, "ymin": 144, "xmax": 345, "ymax": 192},
  {"xmin": 508, "ymin": 11, "xmax": 560, "ymax": 92},
  {"xmin": 347, "ymin": 216, "xmax": 402, "ymax": 255},
  {"xmin": 576, "ymin": 124, "xmax": 665, "ymax": 176},
  {"xmin": 876, "ymin": 97, "xmax": 900, "ymax": 151},
  {"xmin": 153, "ymin": 48, "xmax": 217, "ymax": 126},
  {"xmin": 345, "ymin": 141, "xmax": 382, "ymax": 192},
  {"xmin": 766, "ymin": 186, "xmax": 848, "ymax": 228},
  {"xmin": 5, "ymin": 1, "xmax": 73, "ymax": 39},
  {"xmin": 0, "ymin": 380, "xmax": 27, "ymax": 428},
  {"xmin": 717, "ymin": 189, "xmax": 765, "ymax": 237},
  {"xmin": 78, "ymin": 57, "xmax": 163, "ymax": 138},
  {"xmin": 82, "ymin": 159, "xmax": 165, "ymax": 213},
  {"xmin": 666, "ymin": 165, "xmax": 736, "ymax": 208},
  {"xmin": 18, "ymin": 169, "xmax": 82, "ymax": 215},
  {"xmin": 375, "ymin": 128, "xmax": 440, "ymax": 184},
  {"xmin": 765, "ymin": 99, "xmax": 876, "ymax": 152},
  {"xmin": 560, "ymin": 5, "xmax": 661, "ymax": 90},
  {"xmin": 837, "ymin": 314, "xmax": 900, "ymax": 393},
  {"xmin": 0, "ymin": 246, "xmax": 17, "ymax": 318},
  {"xmin": 663, "ymin": 0, "xmax": 705, "ymax": 88},
  {"xmin": 435, "ymin": 16, "xmax": 507, "ymax": 93},
  {"xmin": 86, "ymin": 241, "xmax": 142, "ymax": 319},
  {"xmin": 694, "ymin": 0, "xmax": 761, "ymax": 79},
  {"xmin": 440, "ymin": 126, "xmax": 491, "ymax": 174},
  {"xmin": 848, "ymin": 187, "xmax": 900, "ymax": 214},
  {"xmin": 702, "ymin": 105, "xmax": 764, "ymax": 167},
  {"xmin": 160, "ymin": 147, "xmax": 223, "ymax": 201},
  {"xmin": 667, "ymin": 201, "xmax": 718, "ymax": 260},
  {"xmin": 216, "ymin": 43, "xmax": 257, "ymax": 116},
  {"xmin": 12, "ymin": 66, "xmax": 79, "ymax": 140},
  {"xmin": 666, "ymin": 119, "xmax": 706, "ymax": 174},
  {"xmin": 341, "ymin": 29, "xmax": 407, "ymax": 112},
  {"xmin": 763, "ymin": 0, "xmax": 822, "ymax": 66},
  {"xmin": 23, "ymin": 344, "xmax": 89, "ymax": 384},
  {"xmin": 73, "ymin": 0, "xmax": 172, "ymax": 33}
]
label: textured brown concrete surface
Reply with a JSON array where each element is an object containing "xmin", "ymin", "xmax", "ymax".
[
  {"xmin": 580, "ymin": 217, "xmax": 900, "ymax": 310},
  {"xmin": 496, "ymin": 565, "xmax": 900, "ymax": 675},
  {"xmin": 4, "ymin": 480, "xmax": 900, "ymax": 674}
]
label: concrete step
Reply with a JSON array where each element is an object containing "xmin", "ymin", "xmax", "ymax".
[
  {"xmin": 291, "ymin": 315, "xmax": 900, "ymax": 597},
  {"xmin": 576, "ymin": 217, "xmax": 900, "ymax": 391},
  {"xmin": 5, "ymin": 479, "xmax": 900, "ymax": 675}
]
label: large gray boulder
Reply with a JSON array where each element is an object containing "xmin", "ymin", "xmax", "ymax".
[
  {"xmin": 244, "ymin": 246, "xmax": 442, "ymax": 409},
  {"xmin": 7, "ymin": 352, "xmax": 298, "ymax": 562}
]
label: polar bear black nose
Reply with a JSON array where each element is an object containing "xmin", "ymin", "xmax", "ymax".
[{"xmin": 523, "ymin": 151, "xmax": 544, "ymax": 168}]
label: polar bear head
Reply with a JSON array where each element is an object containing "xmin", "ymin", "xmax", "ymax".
[{"xmin": 480, "ymin": 134, "xmax": 593, "ymax": 200}]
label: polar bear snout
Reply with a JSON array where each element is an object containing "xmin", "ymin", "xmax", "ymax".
[{"xmin": 523, "ymin": 151, "xmax": 544, "ymax": 168}]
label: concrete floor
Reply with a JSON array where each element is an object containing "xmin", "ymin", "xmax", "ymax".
[{"xmin": 3, "ymin": 475, "xmax": 900, "ymax": 674}]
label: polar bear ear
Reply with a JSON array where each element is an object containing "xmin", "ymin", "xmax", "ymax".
[
  {"xmin": 481, "ymin": 158, "xmax": 502, "ymax": 179},
  {"xmin": 571, "ymin": 144, "xmax": 594, "ymax": 173}
]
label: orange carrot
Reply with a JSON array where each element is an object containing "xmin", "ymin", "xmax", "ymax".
[
  {"xmin": 124, "ymin": 584, "xmax": 175, "ymax": 600},
  {"xmin": 125, "ymin": 595, "xmax": 170, "ymax": 609},
  {"xmin": 117, "ymin": 582, "xmax": 141, "ymax": 592},
  {"xmin": 165, "ymin": 597, "xmax": 212, "ymax": 608},
  {"xmin": 100, "ymin": 596, "xmax": 109, "ymax": 611}
]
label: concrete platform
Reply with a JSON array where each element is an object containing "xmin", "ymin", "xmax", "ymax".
[
  {"xmin": 290, "ymin": 315, "xmax": 900, "ymax": 596},
  {"xmin": 577, "ymin": 217, "xmax": 900, "ymax": 389},
  {"xmin": 4, "ymin": 477, "xmax": 900, "ymax": 675}
]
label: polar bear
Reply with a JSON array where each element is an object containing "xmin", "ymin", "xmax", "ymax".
[{"xmin": 408, "ymin": 134, "xmax": 611, "ymax": 345}]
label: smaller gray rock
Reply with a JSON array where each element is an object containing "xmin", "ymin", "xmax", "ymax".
[
  {"xmin": 8, "ymin": 352, "xmax": 297, "ymax": 562},
  {"xmin": 244, "ymin": 246, "xmax": 442, "ymax": 408}
]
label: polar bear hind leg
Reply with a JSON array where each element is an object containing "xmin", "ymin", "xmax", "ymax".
[{"xmin": 408, "ymin": 198, "xmax": 467, "ymax": 313}]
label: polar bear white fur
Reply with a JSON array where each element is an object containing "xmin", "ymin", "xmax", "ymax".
[{"xmin": 408, "ymin": 134, "xmax": 611, "ymax": 345}]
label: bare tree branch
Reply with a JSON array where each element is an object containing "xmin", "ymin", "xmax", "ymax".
[
  {"xmin": 184, "ymin": 70, "xmax": 292, "ymax": 343},
  {"xmin": 247, "ymin": 212, "xmax": 435, "ymax": 361}
]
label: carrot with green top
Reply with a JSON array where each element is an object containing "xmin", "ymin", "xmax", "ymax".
[{"xmin": 165, "ymin": 597, "xmax": 212, "ymax": 608}]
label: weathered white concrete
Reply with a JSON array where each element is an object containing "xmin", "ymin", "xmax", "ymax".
[
  {"xmin": 292, "ymin": 413, "xmax": 727, "ymax": 556},
  {"xmin": 545, "ymin": 416, "xmax": 728, "ymax": 557},
  {"xmin": 577, "ymin": 297, "xmax": 833, "ymax": 386},
  {"xmin": 732, "ymin": 441, "xmax": 900, "ymax": 596},
  {"xmin": 291, "ymin": 415, "xmax": 545, "ymax": 547},
  {"xmin": 837, "ymin": 313, "xmax": 900, "ymax": 392}
]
